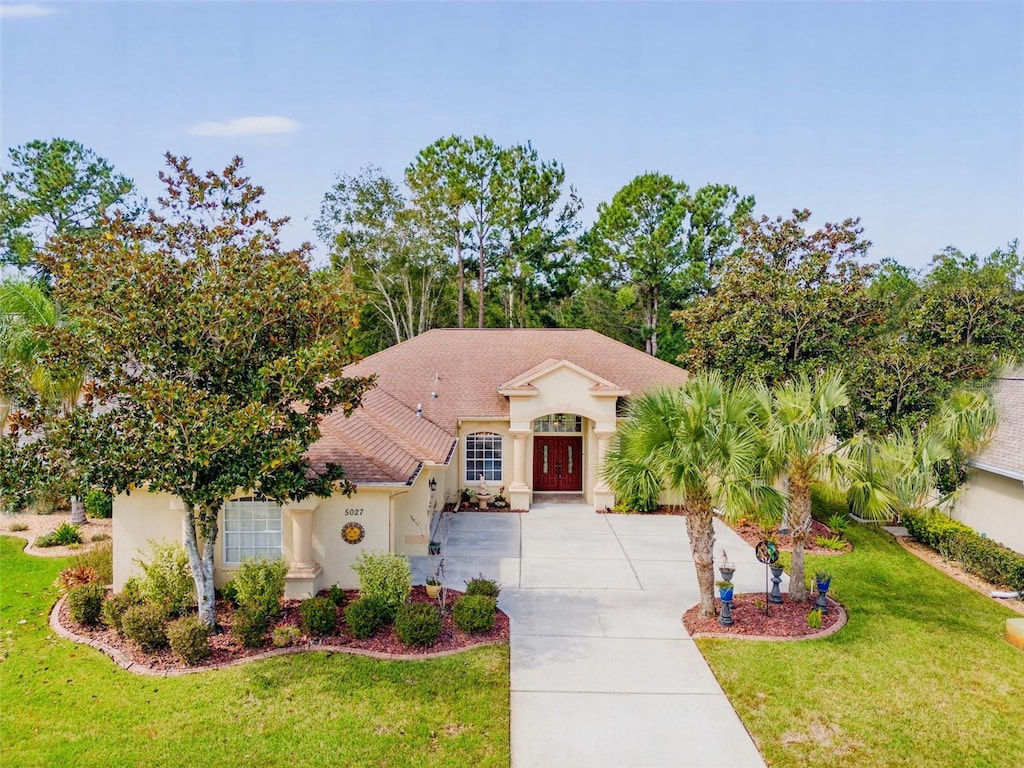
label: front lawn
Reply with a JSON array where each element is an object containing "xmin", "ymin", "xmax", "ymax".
[
  {"xmin": 0, "ymin": 536, "xmax": 509, "ymax": 768},
  {"xmin": 699, "ymin": 523, "xmax": 1023, "ymax": 768}
]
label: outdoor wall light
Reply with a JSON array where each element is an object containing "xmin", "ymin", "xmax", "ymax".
[{"xmin": 429, "ymin": 477, "xmax": 437, "ymax": 493}]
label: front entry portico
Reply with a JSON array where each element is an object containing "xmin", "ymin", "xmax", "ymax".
[{"xmin": 533, "ymin": 435, "xmax": 583, "ymax": 492}]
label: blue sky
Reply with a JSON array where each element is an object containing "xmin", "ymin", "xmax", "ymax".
[{"xmin": 2, "ymin": 1, "xmax": 1021, "ymax": 270}]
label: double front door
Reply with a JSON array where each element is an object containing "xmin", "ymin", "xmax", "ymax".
[{"xmin": 533, "ymin": 436, "xmax": 583, "ymax": 492}]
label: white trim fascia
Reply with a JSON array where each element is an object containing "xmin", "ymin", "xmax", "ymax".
[{"xmin": 970, "ymin": 460, "xmax": 1024, "ymax": 483}]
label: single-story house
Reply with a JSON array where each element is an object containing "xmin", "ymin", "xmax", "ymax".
[
  {"xmin": 113, "ymin": 329, "xmax": 690, "ymax": 596},
  {"xmin": 949, "ymin": 369, "xmax": 1024, "ymax": 555}
]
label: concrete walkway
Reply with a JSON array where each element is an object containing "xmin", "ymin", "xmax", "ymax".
[{"xmin": 412, "ymin": 503, "xmax": 784, "ymax": 768}]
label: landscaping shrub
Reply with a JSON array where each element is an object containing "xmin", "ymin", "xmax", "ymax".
[
  {"xmin": 102, "ymin": 590, "xmax": 141, "ymax": 635},
  {"xmin": 84, "ymin": 488, "xmax": 113, "ymax": 518},
  {"xmin": 121, "ymin": 603, "xmax": 169, "ymax": 651},
  {"xmin": 35, "ymin": 521, "xmax": 82, "ymax": 547},
  {"xmin": 66, "ymin": 583, "xmax": 106, "ymax": 626},
  {"xmin": 231, "ymin": 606, "xmax": 269, "ymax": 648},
  {"xmin": 134, "ymin": 540, "xmax": 194, "ymax": 616},
  {"xmin": 344, "ymin": 596, "xmax": 391, "ymax": 639},
  {"xmin": 814, "ymin": 535, "xmax": 846, "ymax": 551},
  {"xmin": 453, "ymin": 595, "xmax": 496, "ymax": 634},
  {"xmin": 90, "ymin": 533, "xmax": 111, "ymax": 543},
  {"xmin": 464, "ymin": 576, "xmax": 501, "ymax": 599},
  {"xmin": 351, "ymin": 552, "xmax": 411, "ymax": 620},
  {"xmin": 54, "ymin": 565, "xmax": 99, "ymax": 595},
  {"xmin": 903, "ymin": 509, "xmax": 1024, "ymax": 593},
  {"xmin": 167, "ymin": 615, "xmax": 211, "ymax": 666},
  {"xmin": 300, "ymin": 596, "xmax": 338, "ymax": 637},
  {"xmin": 8, "ymin": 522, "xmax": 28, "ymax": 532},
  {"xmin": 395, "ymin": 602, "xmax": 443, "ymax": 647},
  {"xmin": 326, "ymin": 583, "xmax": 347, "ymax": 607},
  {"xmin": 72, "ymin": 540, "xmax": 113, "ymax": 585},
  {"xmin": 827, "ymin": 513, "xmax": 849, "ymax": 535},
  {"xmin": 272, "ymin": 623, "xmax": 302, "ymax": 647},
  {"xmin": 233, "ymin": 557, "xmax": 288, "ymax": 621},
  {"xmin": 219, "ymin": 578, "xmax": 239, "ymax": 606}
]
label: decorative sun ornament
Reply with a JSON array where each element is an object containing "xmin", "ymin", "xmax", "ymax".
[{"xmin": 341, "ymin": 522, "xmax": 365, "ymax": 545}]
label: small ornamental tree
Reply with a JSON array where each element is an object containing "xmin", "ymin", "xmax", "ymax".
[{"xmin": 36, "ymin": 155, "xmax": 374, "ymax": 625}]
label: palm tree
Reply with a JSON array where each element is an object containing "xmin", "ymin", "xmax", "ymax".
[
  {"xmin": 845, "ymin": 387, "xmax": 996, "ymax": 519},
  {"xmin": 604, "ymin": 372, "xmax": 782, "ymax": 617},
  {"xmin": 0, "ymin": 278, "xmax": 87, "ymax": 522},
  {"xmin": 759, "ymin": 370, "xmax": 853, "ymax": 602}
]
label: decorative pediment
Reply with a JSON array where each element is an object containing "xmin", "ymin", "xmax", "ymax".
[{"xmin": 498, "ymin": 358, "xmax": 630, "ymax": 398}]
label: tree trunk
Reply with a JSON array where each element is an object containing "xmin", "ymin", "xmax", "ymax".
[
  {"xmin": 182, "ymin": 500, "xmax": 218, "ymax": 626},
  {"xmin": 685, "ymin": 502, "xmax": 717, "ymax": 617},
  {"xmin": 478, "ymin": 232, "xmax": 486, "ymax": 328},
  {"xmin": 788, "ymin": 476, "xmax": 812, "ymax": 601},
  {"xmin": 69, "ymin": 496, "xmax": 86, "ymax": 525},
  {"xmin": 456, "ymin": 238, "xmax": 465, "ymax": 329}
]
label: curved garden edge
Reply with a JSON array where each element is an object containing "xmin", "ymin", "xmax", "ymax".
[
  {"xmin": 49, "ymin": 596, "xmax": 508, "ymax": 677},
  {"xmin": 685, "ymin": 597, "xmax": 848, "ymax": 642},
  {"xmin": 892, "ymin": 534, "xmax": 1024, "ymax": 617}
]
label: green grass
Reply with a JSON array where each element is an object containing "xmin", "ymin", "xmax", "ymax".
[
  {"xmin": 700, "ymin": 523, "xmax": 1024, "ymax": 768},
  {"xmin": 0, "ymin": 536, "xmax": 509, "ymax": 768}
]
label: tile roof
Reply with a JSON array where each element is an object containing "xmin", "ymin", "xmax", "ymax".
[
  {"xmin": 972, "ymin": 368, "xmax": 1024, "ymax": 480},
  {"xmin": 311, "ymin": 329, "xmax": 690, "ymax": 484}
]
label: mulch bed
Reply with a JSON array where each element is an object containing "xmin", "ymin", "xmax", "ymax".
[
  {"xmin": 683, "ymin": 593, "xmax": 845, "ymax": 639},
  {"xmin": 58, "ymin": 586, "xmax": 509, "ymax": 673}
]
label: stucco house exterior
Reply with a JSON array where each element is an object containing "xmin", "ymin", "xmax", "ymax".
[
  {"xmin": 112, "ymin": 329, "xmax": 690, "ymax": 596},
  {"xmin": 949, "ymin": 370, "xmax": 1024, "ymax": 555}
]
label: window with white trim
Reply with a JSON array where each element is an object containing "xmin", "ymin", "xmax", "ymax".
[
  {"xmin": 533, "ymin": 413, "xmax": 582, "ymax": 433},
  {"xmin": 223, "ymin": 497, "xmax": 283, "ymax": 565},
  {"xmin": 465, "ymin": 432, "xmax": 503, "ymax": 482}
]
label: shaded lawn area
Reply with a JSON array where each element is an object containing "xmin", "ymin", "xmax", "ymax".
[
  {"xmin": 0, "ymin": 536, "xmax": 509, "ymax": 768},
  {"xmin": 699, "ymin": 523, "xmax": 1023, "ymax": 768}
]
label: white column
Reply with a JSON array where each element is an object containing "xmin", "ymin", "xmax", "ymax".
[
  {"xmin": 593, "ymin": 430, "xmax": 615, "ymax": 508},
  {"xmin": 288, "ymin": 507, "xmax": 317, "ymax": 577},
  {"xmin": 511, "ymin": 433, "xmax": 528, "ymax": 490}
]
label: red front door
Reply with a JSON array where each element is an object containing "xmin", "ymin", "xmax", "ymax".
[{"xmin": 533, "ymin": 436, "xmax": 583, "ymax": 492}]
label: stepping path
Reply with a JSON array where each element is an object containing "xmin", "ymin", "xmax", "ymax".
[{"xmin": 413, "ymin": 503, "xmax": 784, "ymax": 768}]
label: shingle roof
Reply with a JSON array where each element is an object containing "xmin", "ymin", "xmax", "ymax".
[
  {"xmin": 310, "ymin": 329, "xmax": 690, "ymax": 483},
  {"xmin": 972, "ymin": 369, "xmax": 1024, "ymax": 480}
]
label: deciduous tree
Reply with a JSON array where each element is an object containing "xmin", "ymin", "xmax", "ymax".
[{"xmin": 33, "ymin": 155, "xmax": 374, "ymax": 625}]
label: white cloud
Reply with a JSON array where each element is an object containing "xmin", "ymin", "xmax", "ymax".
[
  {"xmin": 186, "ymin": 116, "xmax": 301, "ymax": 138},
  {"xmin": 0, "ymin": 3, "xmax": 57, "ymax": 18}
]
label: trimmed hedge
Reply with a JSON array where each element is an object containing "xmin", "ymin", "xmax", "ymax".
[
  {"xmin": 344, "ymin": 596, "xmax": 391, "ymax": 639},
  {"xmin": 167, "ymin": 615, "xmax": 211, "ymax": 666},
  {"xmin": 903, "ymin": 509, "xmax": 1024, "ymax": 594},
  {"xmin": 122, "ymin": 603, "xmax": 169, "ymax": 651},
  {"xmin": 453, "ymin": 595, "xmax": 496, "ymax": 634},
  {"xmin": 300, "ymin": 596, "xmax": 338, "ymax": 637},
  {"xmin": 395, "ymin": 602, "xmax": 442, "ymax": 647},
  {"xmin": 66, "ymin": 583, "xmax": 106, "ymax": 626}
]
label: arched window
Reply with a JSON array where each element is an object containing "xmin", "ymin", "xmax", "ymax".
[
  {"xmin": 223, "ymin": 496, "xmax": 282, "ymax": 565},
  {"xmin": 533, "ymin": 413, "xmax": 582, "ymax": 433},
  {"xmin": 465, "ymin": 432, "xmax": 502, "ymax": 482}
]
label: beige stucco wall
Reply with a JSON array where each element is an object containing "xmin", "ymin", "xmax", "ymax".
[
  {"xmin": 951, "ymin": 469, "xmax": 1024, "ymax": 555},
  {"xmin": 310, "ymin": 487, "xmax": 393, "ymax": 589},
  {"xmin": 112, "ymin": 490, "xmax": 185, "ymax": 590}
]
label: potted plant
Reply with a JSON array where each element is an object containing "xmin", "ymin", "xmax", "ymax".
[
  {"xmin": 458, "ymin": 488, "xmax": 474, "ymax": 510},
  {"xmin": 428, "ymin": 539, "xmax": 441, "ymax": 556},
  {"xmin": 425, "ymin": 575, "xmax": 442, "ymax": 599},
  {"xmin": 492, "ymin": 486, "xmax": 507, "ymax": 508},
  {"xmin": 814, "ymin": 570, "xmax": 832, "ymax": 613},
  {"xmin": 815, "ymin": 570, "xmax": 832, "ymax": 592},
  {"xmin": 718, "ymin": 549, "xmax": 735, "ymax": 583},
  {"xmin": 716, "ymin": 579, "xmax": 734, "ymax": 604}
]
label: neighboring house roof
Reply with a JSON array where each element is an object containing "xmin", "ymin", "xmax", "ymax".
[
  {"xmin": 970, "ymin": 369, "xmax": 1024, "ymax": 482},
  {"xmin": 309, "ymin": 329, "xmax": 690, "ymax": 484}
]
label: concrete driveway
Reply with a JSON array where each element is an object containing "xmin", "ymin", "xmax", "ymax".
[{"xmin": 412, "ymin": 502, "xmax": 783, "ymax": 768}]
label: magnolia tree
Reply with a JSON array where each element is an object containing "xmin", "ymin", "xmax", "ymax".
[{"xmin": 35, "ymin": 155, "xmax": 374, "ymax": 625}]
